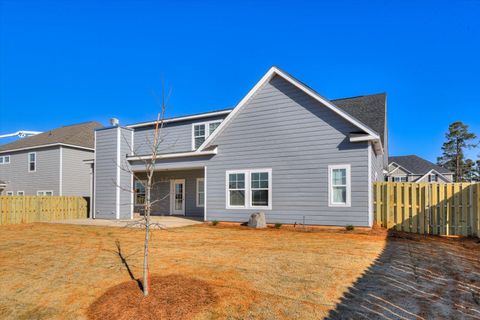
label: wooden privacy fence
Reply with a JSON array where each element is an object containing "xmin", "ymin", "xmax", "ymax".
[
  {"xmin": 0, "ymin": 196, "xmax": 88, "ymax": 225},
  {"xmin": 374, "ymin": 182, "xmax": 480, "ymax": 237}
]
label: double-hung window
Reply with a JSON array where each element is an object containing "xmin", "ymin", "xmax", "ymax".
[
  {"xmin": 28, "ymin": 152, "xmax": 36, "ymax": 172},
  {"xmin": 37, "ymin": 190, "xmax": 53, "ymax": 196},
  {"xmin": 134, "ymin": 180, "xmax": 146, "ymax": 205},
  {"xmin": 226, "ymin": 169, "xmax": 272, "ymax": 209},
  {"xmin": 328, "ymin": 164, "xmax": 351, "ymax": 207},
  {"xmin": 251, "ymin": 172, "xmax": 269, "ymax": 207},
  {"xmin": 192, "ymin": 120, "xmax": 222, "ymax": 150},
  {"xmin": 0, "ymin": 155, "xmax": 10, "ymax": 164},
  {"xmin": 429, "ymin": 174, "xmax": 437, "ymax": 182},
  {"xmin": 196, "ymin": 178, "xmax": 205, "ymax": 207},
  {"xmin": 227, "ymin": 172, "xmax": 246, "ymax": 207}
]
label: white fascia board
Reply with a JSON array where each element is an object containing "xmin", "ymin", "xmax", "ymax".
[
  {"xmin": 0, "ymin": 143, "xmax": 95, "ymax": 154},
  {"xmin": 127, "ymin": 147, "xmax": 218, "ymax": 161},
  {"xmin": 388, "ymin": 162, "xmax": 413, "ymax": 174},
  {"xmin": 126, "ymin": 110, "xmax": 233, "ymax": 129},
  {"xmin": 349, "ymin": 134, "xmax": 384, "ymax": 155},
  {"xmin": 349, "ymin": 134, "xmax": 377, "ymax": 142},
  {"xmin": 198, "ymin": 66, "xmax": 381, "ymax": 152}
]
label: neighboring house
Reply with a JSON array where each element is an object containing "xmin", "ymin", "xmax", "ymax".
[
  {"xmin": 387, "ymin": 155, "xmax": 453, "ymax": 183},
  {"xmin": 93, "ymin": 66, "xmax": 388, "ymax": 227},
  {"xmin": 0, "ymin": 122, "xmax": 102, "ymax": 197}
]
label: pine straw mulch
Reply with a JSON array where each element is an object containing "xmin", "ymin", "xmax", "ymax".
[{"xmin": 87, "ymin": 274, "xmax": 217, "ymax": 320}]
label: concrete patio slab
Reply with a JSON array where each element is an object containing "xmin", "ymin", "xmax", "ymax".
[{"xmin": 48, "ymin": 216, "xmax": 204, "ymax": 229}]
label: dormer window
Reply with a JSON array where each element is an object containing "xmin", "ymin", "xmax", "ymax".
[
  {"xmin": 192, "ymin": 120, "xmax": 222, "ymax": 150},
  {"xmin": 429, "ymin": 174, "xmax": 437, "ymax": 182}
]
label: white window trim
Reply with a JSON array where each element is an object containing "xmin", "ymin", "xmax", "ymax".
[
  {"xmin": 191, "ymin": 119, "xmax": 223, "ymax": 150},
  {"xmin": 6, "ymin": 191, "xmax": 14, "ymax": 196},
  {"xmin": 17, "ymin": 191, "xmax": 24, "ymax": 196},
  {"xmin": 196, "ymin": 178, "xmax": 205, "ymax": 207},
  {"xmin": 0, "ymin": 155, "xmax": 10, "ymax": 164},
  {"xmin": 225, "ymin": 168, "xmax": 272, "ymax": 210},
  {"xmin": 328, "ymin": 164, "xmax": 351, "ymax": 207},
  {"xmin": 134, "ymin": 180, "xmax": 146, "ymax": 206},
  {"xmin": 37, "ymin": 190, "xmax": 53, "ymax": 196},
  {"xmin": 28, "ymin": 152, "xmax": 36, "ymax": 172}
]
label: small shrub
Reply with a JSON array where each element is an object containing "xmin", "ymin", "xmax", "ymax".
[
  {"xmin": 345, "ymin": 224, "xmax": 354, "ymax": 231},
  {"xmin": 274, "ymin": 223, "xmax": 282, "ymax": 229},
  {"xmin": 211, "ymin": 220, "xmax": 219, "ymax": 226}
]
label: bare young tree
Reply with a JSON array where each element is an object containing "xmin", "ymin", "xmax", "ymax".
[{"xmin": 116, "ymin": 88, "xmax": 170, "ymax": 297}]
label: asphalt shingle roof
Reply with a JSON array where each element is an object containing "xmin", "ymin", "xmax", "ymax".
[
  {"xmin": 0, "ymin": 121, "xmax": 103, "ymax": 152},
  {"xmin": 332, "ymin": 93, "xmax": 387, "ymax": 145},
  {"xmin": 389, "ymin": 155, "xmax": 452, "ymax": 175}
]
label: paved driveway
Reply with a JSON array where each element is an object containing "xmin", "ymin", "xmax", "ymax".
[{"xmin": 49, "ymin": 216, "xmax": 203, "ymax": 229}]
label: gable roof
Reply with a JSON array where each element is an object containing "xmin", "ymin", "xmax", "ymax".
[
  {"xmin": 0, "ymin": 121, "xmax": 102, "ymax": 153},
  {"xmin": 389, "ymin": 155, "xmax": 452, "ymax": 175},
  {"xmin": 332, "ymin": 93, "xmax": 386, "ymax": 145},
  {"xmin": 198, "ymin": 66, "xmax": 384, "ymax": 153}
]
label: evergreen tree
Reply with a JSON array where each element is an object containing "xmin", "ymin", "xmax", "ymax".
[{"xmin": 437, "ymin": 121, "xmax": 477, "ymax": 182}]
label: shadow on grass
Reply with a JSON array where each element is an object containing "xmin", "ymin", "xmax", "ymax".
[
  {"xmin": 326, "ymin": 230, "xmax": 480, "ymax": 319},
  {"xmin": 115, "ymin": 239, "xmax": 143, "ymax": 292}
]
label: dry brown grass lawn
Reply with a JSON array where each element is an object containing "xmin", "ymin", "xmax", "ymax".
[{"xmin": 0, "ymin": 223, "xmax": 479, "ymax": 319}]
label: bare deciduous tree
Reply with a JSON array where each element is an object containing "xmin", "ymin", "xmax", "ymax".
[{"xmin": 115, "ymin": 88, "xmax": 170, "ymax": 297}]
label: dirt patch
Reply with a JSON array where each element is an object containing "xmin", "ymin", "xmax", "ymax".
[{"xmin": 87, "ymin": 274, "xmax": 217, "ymax": 320}]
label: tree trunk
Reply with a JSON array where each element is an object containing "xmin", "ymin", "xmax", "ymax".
[
  {"xmin": 143, "ymin": 179, "xmax": 152, "ymax": 297},
  {"xmin": 143, "ymin": 220, "xmax": 150, "ymax": 296}
]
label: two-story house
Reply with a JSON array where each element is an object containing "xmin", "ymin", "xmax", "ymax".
[
  {"xmin": 93, "ymin": 67, "xmax": 388, "ymax": 227},
  {"xmin": 387, "ymin": 155, "xmax": 453, "ymax": 183},
  {"xmin": 0, "ymin": 121, "xmax": 102, "ymax": 197}
]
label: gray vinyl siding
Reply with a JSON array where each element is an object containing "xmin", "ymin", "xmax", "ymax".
[
  {"xmin": 134, "ymin": 169, "xmax": 204, "ymax": 217},
  {"xmin": 94, "ymin": 127, "xmax": 133, "ymax": 219},
  {"xmin": 94, "ymin": 128, "xmax": 119, "ymax": 219},
  {"xmin": 61, "ymin": 147, "xmax": 94, "ymax": 196},
  {"xmin": 0, "ymin": 147, "xmax": 60, "ymax": 195},
  {"xmin": 133, "ymin": 115, "xmax": 225, "ymax": 155},
  {"xmin": 205, "ymin": 75, "xmax": 371, "ymax": 227}
]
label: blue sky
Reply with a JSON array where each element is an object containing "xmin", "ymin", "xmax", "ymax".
[{"xmin": 1, "ymin": 0, "xmax": 479, "ymax": 161}]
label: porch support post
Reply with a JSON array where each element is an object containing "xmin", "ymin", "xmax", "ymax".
[{"xmin": 204, "ymin": 166, "xmax": 207, "ymax": 221}]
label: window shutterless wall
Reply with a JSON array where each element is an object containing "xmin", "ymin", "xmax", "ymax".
[{"xmin": 0, "ymin": 147, "xmax": 61, "ymax": 195}]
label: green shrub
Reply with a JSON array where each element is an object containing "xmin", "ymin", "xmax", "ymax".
[
  {"xmin": 211, "ymin": 220, "xmax": 219, "ymax": 226},
  {"xmin": 274, "ymin": 223, "xmax": 282, "ymax": 229},
  {"xmin": 345, "ymin": 224, "xmax": 354, "ymax": 231}
]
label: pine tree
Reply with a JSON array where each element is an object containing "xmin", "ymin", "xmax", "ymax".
[{"xmin": 437, "ymin": 121, "xmax": 477, "ymax": 182}]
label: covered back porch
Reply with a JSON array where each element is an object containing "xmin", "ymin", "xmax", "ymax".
[{"xmin": 133, "ymin": 167, "xmax": 205, "ymax": 219}]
